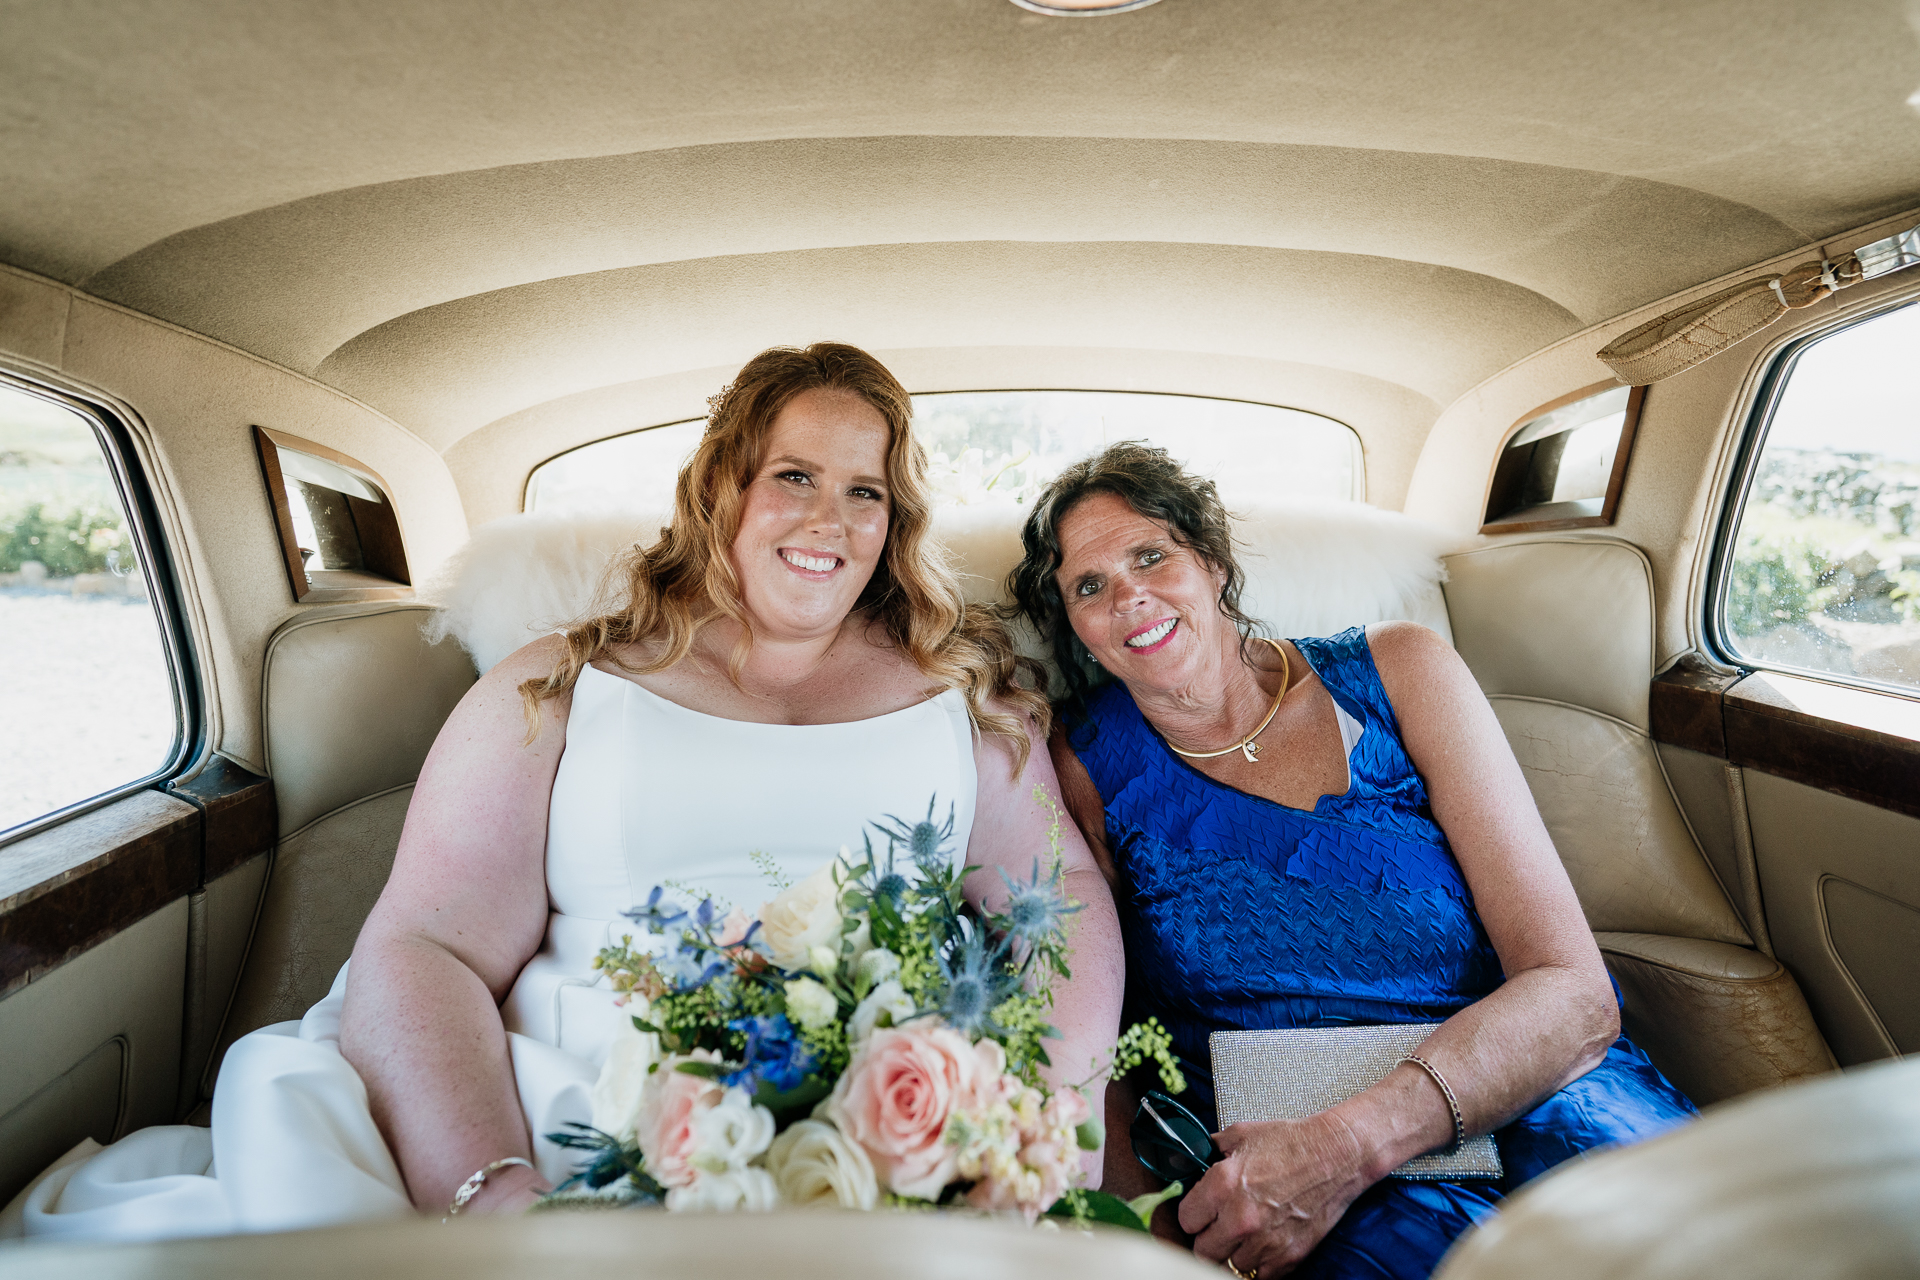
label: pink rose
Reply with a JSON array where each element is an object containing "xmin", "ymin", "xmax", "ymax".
[
  {"xmin": 635, "ymin": 1051, "xmax": 722, "ymax": 1188},
  {"xmin": 827, "ymin": 1024, "xmax": 1005, "ymax": 1199}
]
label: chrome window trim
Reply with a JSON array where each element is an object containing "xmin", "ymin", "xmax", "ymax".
[
  {"xmin": 1703, "ymin": 296, "xmax": 1920, "ymax": 703},
  {"xmin": 0, "ymin": 367, "xmax": 201, "ymax": 848}
]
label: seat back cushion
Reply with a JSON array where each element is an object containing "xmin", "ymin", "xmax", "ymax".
[
  {"xmin": 1443, "ymin": 538, "xmax": 1750, "ymax": 944},
  {"xmin": 212, "ymin": 605, "xmax": 475, "ymax": 1073}
]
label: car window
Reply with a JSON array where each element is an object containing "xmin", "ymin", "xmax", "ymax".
[
  {"xmin": 0, "ymin": 380, "xmax": 183, "ymax": 836},
  {"xmin": 1718, "ymin": 302, "xmax": 1920, "ymax": 694},
  {"xmin": 525, "ymin": 391, "xmax": 1361, "ymax": 515}
]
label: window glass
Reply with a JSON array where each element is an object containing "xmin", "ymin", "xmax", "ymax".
[
  {"xmin": 912, "ymin": 392, "xmax": 1360, "ymax": 507},
  {"xmin": 526, "ymin": 392, "xmax": 1361, "ymax": 516},
  {"xmin": 1721, "ymin": 303, "xmax": 1920, "ymax": 693},
  {"xmin": 1, "ymin": 383, "xmax": 179, "ymax": 834}
]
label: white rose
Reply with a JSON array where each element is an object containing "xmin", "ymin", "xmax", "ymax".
[
  {"xmin": 764, "ymin": 1119, "xmax": 879, "ymax": 1210},
  {"xmin": 665, "ymin": 1167, "xmax": 780, "ymax": 1212},
  {"xmin": 784, "ymin": 977, "xmax": 838, "ymax": 1032},
  {"xmin": 855, "ymin": 947, "xmax": 900, "ymax": 987},
  {"xmin": 848, "ymin": 978, "xmax": 916, "ymax": 1043},
  {"xmin": 588, "ymin": 999, "xmax": 659, "ymax": 1141},
  {"xmin": 759, "ymin": 855, "xmax": 847, "ymax": 972},
  {"xmin": 690, "ymin": 1086, "xmax": 776, "ymax": 1174}
]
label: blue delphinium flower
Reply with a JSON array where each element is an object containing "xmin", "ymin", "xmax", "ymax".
[
  {"xmin": 997, "ymin": 858, "xmax": 1082, "ymax": 942},
  {"xmin": 658, "ymin": 946, "xmax": 729, "ymax": 989},
  {"xmin": 935, "ymin": 929, "xmax": 1018, "ymax": 1037},
  {"xmin": 726, "ymin": 1014, "xmax": 817, "ymax": 1093},
  {"xmin": 625, "ymin": 885, "xmax": 687, "ymax": 934},
  {"xmin": 624, "ymin": 888, "xmax": 732, "ymax": 989}
]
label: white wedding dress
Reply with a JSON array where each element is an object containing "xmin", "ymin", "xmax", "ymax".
[{"xmin": 9, "ymin": 665, "xmax": 977, "ymax": 1241}]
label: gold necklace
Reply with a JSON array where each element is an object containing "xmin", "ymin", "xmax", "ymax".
[{"xmin": 1164, "ymin": 639, "xmax": 1290, "ymax": 763}]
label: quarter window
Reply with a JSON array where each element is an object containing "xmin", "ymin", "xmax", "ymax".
[
  {"xmin": 0, "ymin": 379, "xmax": 183, "ymax": 836},
  {"xmin": 1718, "ymin": 302, "xmax": 1920, "ymax": 694}
]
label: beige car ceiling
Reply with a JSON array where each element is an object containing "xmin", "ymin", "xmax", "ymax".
[{"xmin": 6, "ymin": 0, "xmax": 1920, "ymax": 514}]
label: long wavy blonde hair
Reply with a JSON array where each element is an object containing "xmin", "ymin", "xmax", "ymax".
[{"xmin": 519, "ymin": 342, "xmax": 1047, "ymax": 769}]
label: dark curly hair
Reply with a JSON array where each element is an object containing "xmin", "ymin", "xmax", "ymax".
[{"xmin": 1004, "ymin": 441, "xmax": 1263, "ymax": 735}]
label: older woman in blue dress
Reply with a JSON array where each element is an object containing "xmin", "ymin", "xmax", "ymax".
[{"xmin": 1006, "ymin": 443, "xmax": 1692, "ymax": 1279}]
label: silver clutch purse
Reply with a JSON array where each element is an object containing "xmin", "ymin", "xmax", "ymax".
[{"xmin": 1210, "ymin": 1025, "xmax": 1503, "ymax": 1180}]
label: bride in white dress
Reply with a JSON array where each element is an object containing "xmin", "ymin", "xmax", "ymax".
[{"xmin": 17, "ymin": 342, "xmax": 1124, "ymax": 1239}]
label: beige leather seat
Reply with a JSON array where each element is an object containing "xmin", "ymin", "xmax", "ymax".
[
  {"xmin": 1434, "ymin": 1055, "xmax": 1920, "ymax": 1279},
  {"xmin": 204, "ymin": 604, "xmax": 475, "ymax": 1088},
  {"xmin": 1443, "ymin": 537, "xmax": 1833, "ymax": 1103}
]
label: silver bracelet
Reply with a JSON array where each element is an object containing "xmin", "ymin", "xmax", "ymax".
[
  {"xmin": 444, "ymin": 1156, "xmax": 535, "ymax": 1221},
  {"xmin": 1399, "ymin": 1053, "xmax": 1466, "ymax": 1154}
]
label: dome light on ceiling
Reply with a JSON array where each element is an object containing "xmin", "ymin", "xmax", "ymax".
[{"xmin": 1008, "ymin": 0, "xmax": 1165, "ymax": 14}]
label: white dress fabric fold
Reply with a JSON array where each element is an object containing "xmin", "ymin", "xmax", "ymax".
[{"xmin": 14, "ymin": 667, "xmax": 977, "ymax": 1241}]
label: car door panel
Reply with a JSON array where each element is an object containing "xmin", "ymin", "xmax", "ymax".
[
  {"xmin": 0, "ymin": 899, "xmax": 185, "ymax": 1205},
  {"xmin": 1746, "ymin": 772, "xmax": 1920, "ymax": 1066}
]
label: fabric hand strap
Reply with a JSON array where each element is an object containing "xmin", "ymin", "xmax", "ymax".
[{"xmin": 1596, "ymin": 222, "xmax": 1919, "ymax": 385}]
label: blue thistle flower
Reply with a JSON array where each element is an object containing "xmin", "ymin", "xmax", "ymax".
[
  {"xmin": 725, "ymin": 1014, "xmax": 817, "ymax": 1093},
  {"xmin": 935, "ymin": 929, "xmax": 1018, "ymax": 1037},
  {"xmin": 866, "ymin": 835, "xmax": 910, "ymax": 906},
  {"xmin": 877, "ymin": 797, "xmax": 957, "ymax": 876},
  {"xmin": 996, "ymin": 858, "xmax": 1082, "ymax": 942}
]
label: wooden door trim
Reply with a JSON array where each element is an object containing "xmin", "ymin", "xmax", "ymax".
[
  {"xmin": 1652, "ymin": 665, "xmax": 1920, "ymax": 819},
  {"xmin": 0, "ymin": 768, "xmax": 276, "ymax": 996}
]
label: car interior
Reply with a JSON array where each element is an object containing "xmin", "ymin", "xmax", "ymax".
[{"xmin": 2, "ymin": 0, "xmax": 1917, "ymax": 1273}]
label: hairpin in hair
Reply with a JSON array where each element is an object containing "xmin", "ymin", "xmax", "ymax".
[{"xmin": 705, "ymin": 383, "xmax": 734, "ymax": 423}]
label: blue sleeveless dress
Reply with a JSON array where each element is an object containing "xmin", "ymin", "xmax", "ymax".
[{"xmin": 1075, "ymin": 628, "xmax": 1695, "ymax": 1279}]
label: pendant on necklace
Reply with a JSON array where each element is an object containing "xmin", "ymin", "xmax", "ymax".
[{"xmin": 1242, "ymin": 740, "xmax": 1261, "ymax": 763}]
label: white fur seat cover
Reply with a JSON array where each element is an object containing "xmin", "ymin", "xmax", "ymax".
[{"xmin": 425, "ymin": 502, "xmax": 1462, "ymax": 677}]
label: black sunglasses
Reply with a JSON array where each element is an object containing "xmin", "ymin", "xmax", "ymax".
[{"xmin": 1130, "ymin": 1090, "xmax": 1221, "ymax": 1186}]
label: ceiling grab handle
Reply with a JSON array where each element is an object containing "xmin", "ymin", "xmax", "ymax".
[{"xmin": 1595, "ymin": 221, "xmax": 1920, "ymax": 385}]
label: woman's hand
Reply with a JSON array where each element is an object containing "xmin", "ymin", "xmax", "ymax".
[{"xmin": 1179, "ymin": 1111, "xmax": 1372, "ymax": 1276}]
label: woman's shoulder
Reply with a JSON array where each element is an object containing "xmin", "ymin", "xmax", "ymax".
[
  {"xmin": 1359, "ymin": 620, "xmax": 1457, "ymax": 683},
  {"xmin": 457, "ymin": 633, "xmax": 566, "ymax": 704}
]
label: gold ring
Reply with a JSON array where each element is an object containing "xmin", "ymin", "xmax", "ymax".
[{"xmin": 1224, "ymin": 1261, "xmax": 1258, "ymax": 1280}]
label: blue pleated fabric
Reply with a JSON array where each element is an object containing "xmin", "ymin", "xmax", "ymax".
[{"xmin": 1075, "ymin": 627, "xmax": 1697, "ymax": 1278}]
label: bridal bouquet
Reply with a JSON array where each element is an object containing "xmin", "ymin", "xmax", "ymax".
[{"xmin": 543, "ymin": 791, "xmax": 1182, "ymax": 1226}]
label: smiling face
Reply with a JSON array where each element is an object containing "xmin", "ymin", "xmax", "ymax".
[
  {"xmin": 1053, "ymin": 490, "xmax": 1234, "ymax": 698},
  {"xmin": 729, "ymin": 386, "xmax": 893, "ymax": 644}
]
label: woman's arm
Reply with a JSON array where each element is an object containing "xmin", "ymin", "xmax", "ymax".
[
  {"xmin": 338, "ymin": 638, "xmax": 571, "ymax": 1215},
  {"xmin": 966, "ymin": 705, "xmax": 1127, "ymax": 1185},
  {"xmin": 1181, "ymin": 622, "xmax": 1618, "ymax": 1273}
]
